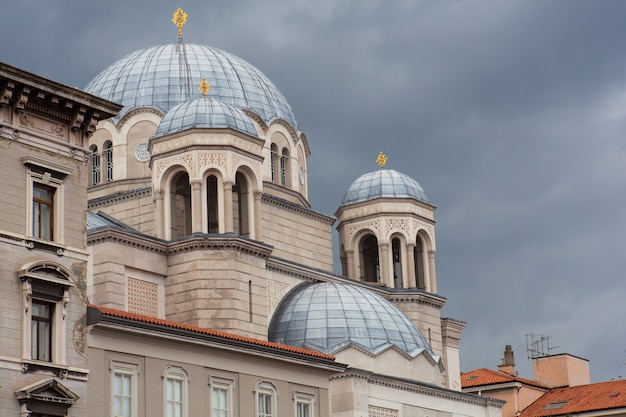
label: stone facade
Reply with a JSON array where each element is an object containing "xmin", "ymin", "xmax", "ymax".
[{"xmin": 0, "ymin": 62, "xmax": 121, "ymax": 417}]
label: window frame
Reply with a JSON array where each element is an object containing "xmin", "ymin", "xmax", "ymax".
[
  {"xmin": 255, "ymin": 381, "xmax": 278, "ymax": 417},
  {"xmin": 23, "ymin": 156, "xmax": 70, "ymax": 244},
  {"xmin": 294, "ymin": 392, "xmax": 315, "ymax": 417},
  {"xmin": 163, "ymin": 366, "xmax": 189, "ymax": 417},
  {"xmin": 112, "ymin": 365, "xmax": 137, "ymax": 417},
  {"xmin": 210, "ymin": 377, "xmax": 234, "ymax": 417},
  {"xmin": 19, "ymin": 262, "xmax": 74, "ymax": 371}
]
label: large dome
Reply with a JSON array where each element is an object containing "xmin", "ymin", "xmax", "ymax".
[
  {"xmin": 84, "ymin": 44, "xmax": 299, "ymax": 129},
  {"xmin": 269, "ymin": 282, "xmax": 438, "ymax": 360},
  {"xmin": 340, "ymin": 169, "xmax": 429, "ymax": 206}
]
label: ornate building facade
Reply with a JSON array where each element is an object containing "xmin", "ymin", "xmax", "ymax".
[{"xmin": 1, "ymin": 9, "xmax": 503, "ymax": 417}]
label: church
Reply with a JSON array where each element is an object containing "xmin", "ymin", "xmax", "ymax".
[{"xmin": 0, "ymin": 9, "xmax": 503, "ymax": 417}]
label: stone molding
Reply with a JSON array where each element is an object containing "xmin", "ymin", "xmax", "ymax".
[
  {"xmin": 262, "ymin": 194, "xmax": 334, "ymax": 224},
  {"xmin": 330, "ymin": 369, "xmax": 505, "ymax": 408}
]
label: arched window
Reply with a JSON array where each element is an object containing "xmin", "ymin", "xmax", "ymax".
[
  {"xmin": 207, "ymin": 175, "xmax": 219, "ymax": 234},
  {"xmin": 89, "ymin": 145, "xmax": 100, "ymax": 186},
  {"xmin": 255, "ymin": 382, "xmax": 277, "ymax": 417},
  {"xmin": 170, "ymin": 172, "xmax": 191, "ymax": 239},
  {"xmin": 360, "ymin": 234, "xmax": 379, "ymax": 283},
  {"xmin": 270, "ymin": 144, "xmax": 278, "ymax": 183},
  {"xmin": 233, "ymin": 172, "xmax": 250, "ymax": 237},
  {"xmin": 415, "ymin": 236, "xmax": 426, "ymax": 290},
  {"xmin": 162, "ymin": 366, "xmax": 189, "ymax": 417},
  {"xmin": 280, "ymin": 148, "xmax": 289, "ymax": 186},
  {"xmin": 103, "ymin": 140, "xmax": 113, "ymax": 182},
  {"xmin": 392, "ymin": 237, "xmax": 403, "ymax": 288}
]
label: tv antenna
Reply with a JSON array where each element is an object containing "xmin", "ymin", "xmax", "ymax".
[{"xmin": 526, "ymin": 333, "xmax": 558, "ymax": 359}]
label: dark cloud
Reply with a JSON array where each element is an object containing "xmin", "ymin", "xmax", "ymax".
[{"xmin": 3, "ymin": 0, "xmax": 626, "ymax": 382}]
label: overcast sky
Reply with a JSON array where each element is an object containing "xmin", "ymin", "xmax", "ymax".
[{"xmin": 3, "ymin": 1, "xmax": 626, "ymax": 383}]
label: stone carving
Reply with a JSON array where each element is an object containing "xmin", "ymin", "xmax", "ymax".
[
  {"xmin": 266, "ymin": 279, "xmax": 289, "ymax": 315},
  {"xmin": 368, "ymin": 405, "xmax": 399, "ymax": 417},
  {"xmin": 385, "ymin": 218, "xmax": 409, "ymax": 234},
  {"xmin": 198, "ymin": 152, "xmax": 226, "ymax": 168}
]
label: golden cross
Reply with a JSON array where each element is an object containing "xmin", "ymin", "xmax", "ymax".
[
  {"xmin": 376, "ymin": 152, "xmax": 388, "ymax": 169},
  {"xmin": 198, "ymin": 78, "xmax": 211, "ymax": 96},
  {"xmin": 172, "ymin": 8, "xmax": 188, "ymax": 37}
]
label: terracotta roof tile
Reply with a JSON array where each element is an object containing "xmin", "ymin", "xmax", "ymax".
[
  {"xmin": 89, "ymin": 304, "xmax": 336, "ymax": 361},
  {"xmin": 520, "ymin": 379, "xmax": 626, "ymax": 417},
  {"xmin": 462, "ymin": 368, "xmax": 547, "ymax": 389}
]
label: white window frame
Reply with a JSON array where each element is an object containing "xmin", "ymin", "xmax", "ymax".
[
  {"xmin": 19, "ymin": 262, "xmax": 74, "ymax": 368},
  {"xmin": 23, "ymin": 156, "xmax": 71, "ymax": 244},
  {"xmin": 294, "ymin": 392, "xmax": 315, "ymax": 417},
  {"xmin": 210, "ymin": 377, "xmax": 234, "ymax": 417},
  {"xmin": 111, "ymin": 362, "xmax": 139, "ymax": 417},
  {"xmin": 163, "ymin": 366, "xmax": 189, "ymax": 417},
  {"xmin": 255, "ymin": 381, "xmax": 278, "ymax": 417}
]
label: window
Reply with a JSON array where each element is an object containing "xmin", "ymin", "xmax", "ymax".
[
  {"xmin": 166, "ymin": 376, "xmax": 183, "ymax": 417},
  {"xmin": 295, "ymin": 395, "xmax": 314, "ymax": 417},
  {"xmin": 207, "ymin": 175, "xmax": 219, "ymax": 234},
  {"xmin": 104, "ymin": 140, "xmax": 113, "ymax": 181},
  {"xmin": 258, "ymin": 392, "xmax": 273, "ymax": 417},
  {"xmin": 270, "ymin": 144, "xmax": 278, "ymax": 183},
  {"xmin": 255, "ymin": 382, "xmax": 277, "ymax": 417},
  {"xmin": 31, "ymin": 300, "xmax": 52, "ymax": 361},
  {"xmin": 280, "ymin": 148, "xmax": 289, "ymax": 186},
  {"xmin": 163, "ymin": 367, "xmax": 188, "ymax": 417},
  {"xmin": 114, "ymin": 368, "xmax": 134, "ymax": 417},
  {"xmin": 23, "ymin": 156, "xmax": 70, "ymax": 244},
  {"xmin": 212, "ymin": 382, "xmax": 231, "ymax": 417},
  {"xmin": 19, "ymin": 261, "xmax": 74, "ymax": 371},
  {"xmin": 32, "ymin": 183, "xmax": 54, "ymax": 240},
  {"xmin": 90, "ymin": 144, "xmax": 101, "ymax": 185}
]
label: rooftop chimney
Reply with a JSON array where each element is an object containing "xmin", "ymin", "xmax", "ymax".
[
  {"xmin": 498, "ymin": 345, "xmax": 516, "ymax": 375},
  {"xmin": 532, "ymin": 353, "xmax": 590, "ymax": 388}
]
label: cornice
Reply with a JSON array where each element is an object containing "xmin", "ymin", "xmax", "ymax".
[
  {"xmin": 386, "ymin": 292, "xmax": 446, "ymax": 310},
  {"xmin": 331, "ymin": 369, "xmax": 505, "ymax": 408},
  {"xmin": 88, "ymin": 228, "xmax": 273, "ymax": 258},
  {"xmin": 88, "ymin": 186, "xmax": 152, "ymax": 210},
  {"xmin": 150, "ymin": 142, "xmax": 263, "ymax": 165},
  {"xmin": 262, "ymin": 194, "xmax": 334, "ymax": 224}
]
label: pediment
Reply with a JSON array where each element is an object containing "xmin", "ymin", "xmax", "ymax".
[{"xmin": 16, "ymin": 377, "xmax": 79, "ymax": 406}]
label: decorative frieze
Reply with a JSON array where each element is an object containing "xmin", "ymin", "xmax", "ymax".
[
  {"xmin": 266, "ymin": 279, "xmax": 289, "ymax": 315},
  {"xmin": 369, "ymin": 405, "xmax": 398, "ymax": 417}
]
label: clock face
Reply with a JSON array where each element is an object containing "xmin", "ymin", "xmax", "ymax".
[
  {"xmin": 134, "ymin": 143, "xmax": 150, "ymax": 162},
  {"xmin": 299, "ymin": 166, "xmax": 305, "ymax": 185}
]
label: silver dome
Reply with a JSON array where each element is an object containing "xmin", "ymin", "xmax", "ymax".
[
  {"xmin": 269, "ymin": 282, "xmax": 438, "ymax": 359},
  {"xmin": 84, "ymin": 44, "xmax": 299, "ymax": 129},
  {"xmin": 340, "ymin": 169, "xmax": 429, "ymax": 206},
  {"xmin": 154, "ymin": 97, "xmax": 258, "ymax": 138}
]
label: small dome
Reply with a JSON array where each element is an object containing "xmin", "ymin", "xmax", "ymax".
[
  {"xmin": 269, "ymin": 282, "xmax": 438, "ymax": 359},
  {"xmin": 340, "ymin": 169, "xmax": 429, "ymax": 206},
  {"xmin": 85, "ymin": 44, "xmax": 299, "ymax": 129},
  {"xmin": 154, "ymin": 97, "xmax": 258, "ymax": 137}
]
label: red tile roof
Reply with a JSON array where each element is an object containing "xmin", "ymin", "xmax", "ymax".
[
  {"xmin": 89, "ymin": 304, "xmax": 336, "ymax": 361},
  {"xmin": 520, "ymin": 379, "xmax": 626, "ymax": 417},
  {"xmin": 462, "ymin": 368, "xmax": 548, "ymax": 389}
]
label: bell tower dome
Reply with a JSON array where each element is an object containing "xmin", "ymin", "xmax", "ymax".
[{"xmin": 335, "ymin": 153, "xmax": 438, "ymax": 292}]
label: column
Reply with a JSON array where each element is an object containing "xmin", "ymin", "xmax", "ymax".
[
  {"xmin": 379, "ymin": 243, "xmax": 390, "ymax": 287},
  {"xmin": 345, "ymin": 249, "xmax": 355, "ymax": 279},
  {"xmin": 253, "ymin": 191, "xmax": 263, "ymax": 240},
  {"xmin": 223, "ymin": 181, "xmax": 234, "ymax": 233},
  {"xmin": 154, "ymin": 190, "xmax": 164, "ymax": 239},
  {"xmin": 428, "ymin": 250, "xmax": 437, "ymax": 293},
  {"xmin": 190, "ymin": 179, "xmax": 203, "ymax": 233},
  {"xmin": 407, "ymin": 243, "xmax": 416, "ymax": 288}
]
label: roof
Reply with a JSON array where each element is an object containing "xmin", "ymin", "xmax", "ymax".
[
  {"xmin": 520, "ymin": 379, "xmax": 626, "ymax": 417},
  {"xmin": 154, "ymin": 97, "xmax": 258, "ymax": 138},
  {"xmin": 462, "ymin": 368, "xmax": 548, "ymax": 390},
  {"xmin": 88, "ymin": 304, "xmax": 336, "ymax": 361},
  {"xmin": 84, "ymin": 43, "xmax": 299, "ymax": 129},
  {"xmin": 340, "ymin": 169, "xmax": 429, "ymax": 206},
  {"xmin": 268, "ymin": 282, "xmax": 439, "ymax": 361}
]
